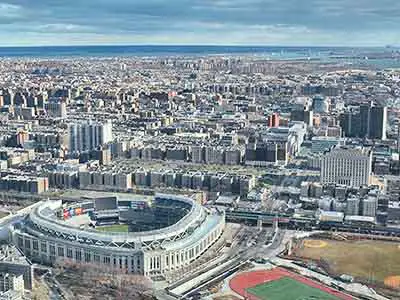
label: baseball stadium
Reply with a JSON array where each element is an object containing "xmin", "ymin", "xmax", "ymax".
[
  {"xmin": 10, "ymin": 193, "xmax": 225, "ymax": 277},
  {"xmin": 229, "ymin": 268, "xmax": 353, "ymax": 300}
]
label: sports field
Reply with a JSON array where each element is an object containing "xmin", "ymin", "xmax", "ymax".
[
  {"xmin": 229, "ymin": 268, "xmax": 352, "ymax": 300},
  {"xmin": 247, "ymin": 277, "xmax": 340, "ymax": 300},
  {"xmin": 0, "ymin": 211, "xmax": 9, "ymax": 219},
  {"xmin": 294, "ymin": 239, "xmax": 400, "ymax": 287},
  {"xmin": 96, "ymin": 224, "xmax": 129, "ymax": 232}
]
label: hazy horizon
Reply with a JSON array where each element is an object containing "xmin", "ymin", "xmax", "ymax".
[{"xmin": 0, "ymin": 44, "xmax": 394, "ymax": 48}]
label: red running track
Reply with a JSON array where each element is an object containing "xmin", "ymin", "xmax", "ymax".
[{"xmin": 229, "ymin": 267, "xmax": 354, "ymax": 300}]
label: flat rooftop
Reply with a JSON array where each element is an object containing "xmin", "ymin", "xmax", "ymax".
[
  {"xmin": 61, "ymin": 190, "xmax": 153, "ymax": 202},
  {"xmin": 0, "ymin": 245, "xmax": 31, "ymax": 266}
]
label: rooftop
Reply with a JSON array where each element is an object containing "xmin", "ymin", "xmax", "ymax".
[{"xmin": 0, "ymin": 245, "xmax": 31, "ymax": 267}]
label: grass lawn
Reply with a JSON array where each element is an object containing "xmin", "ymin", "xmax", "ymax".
[
  {"xmin": 96, "ymin": 224, "xmax": 129, "ymax": 233},
  {"xmin": 247, "ymin": 277, "xmax": 339, "ymax": 300},
  {"xmin": 295, "ymin": 239, "xmax": 400, "ymax": 283}
]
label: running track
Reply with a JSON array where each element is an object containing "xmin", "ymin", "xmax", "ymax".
[{"xmin": 229, "ymin": 267, "xmax": 354, "ymax": 300}]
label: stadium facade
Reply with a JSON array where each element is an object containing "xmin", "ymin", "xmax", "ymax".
[{"xmin": 10, "ymin": 194, "xmax": 225, "ymax": 277}]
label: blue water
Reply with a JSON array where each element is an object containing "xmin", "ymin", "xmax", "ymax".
[
  {"xmin": 0, "ymin": 45, "xmax": 398, "ymax": 68},
  {"xmin": 0, "ymin": 45, "xmax": 382, "ymax": 58}
]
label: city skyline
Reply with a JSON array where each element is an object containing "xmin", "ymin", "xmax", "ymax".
[
  {"xmin": 0, "ymin": 33, "xmax": 397, "ymax": 299},
  {"xmin": 0, "ymin": 0, "xmax": 398, "ymax": 46}
]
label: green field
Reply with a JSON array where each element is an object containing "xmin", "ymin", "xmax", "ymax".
[
  {"xmin": 96, "ymin": 224, "xmax": 129, "ymax": 233},
  {"xmin": 246, "ymin": 277, "xmax": 339, "ymax": 300},
  {"xmin": 295, "ymin": 239, "xmax": 400, "ymax": 283}
]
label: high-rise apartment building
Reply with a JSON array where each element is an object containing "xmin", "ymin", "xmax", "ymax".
[
  {"xmin": 2, "ymin": 89, "xmax": 14, "ymax": 106},
  {"xmin": 68, "ymin": 120, "xmax": 113, "ymax": 153},
  {"xmin": 346, "ymin": 197, "xmax": 360, "ymax": 215},
  {"xmin": 362, "ymin": 197, "xmax": 378, "ymax": 217},
  {"xmin": 321, "ymin": 146, "xmax": 372, "ymax": 188},
  {"xmin": 267, "ymin": 113, "xmax": 280, "ymax": 127},
  {"xmin": 340, "ymin": 111, "xmax": 360, "ymax": 138},
  {"xmin": 291, "ymin": 107, "xmax": 313, "ymax": 127},
  {"xmin": 340, "ymin": 104, "xmax": 387, "ymax": 140},
  {"xmin": 369, "ymin": 106, "xmax": 387, "ymax": 140},
  {"xmin": 0, "ymin": 273, "xmax": 24, "ymax": 293},
  {"xmin": 44, "ymin": 101, "xmax": 67, "ymax": 118},
  {"xmin": 359, "ymin": 104, "xmax": 370, "ymax": 138},
  {"xmin": 191, "ymin": 145, "xmax": 204, "ymax": 163}
]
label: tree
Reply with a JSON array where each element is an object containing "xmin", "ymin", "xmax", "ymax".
[{"xmin": 54, "ymin": 259, "xmax": 153, "ymax": 300}]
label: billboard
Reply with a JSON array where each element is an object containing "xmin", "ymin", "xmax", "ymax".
[
  {"xmin": 94, "ymin": 197, "xmax": 118, "ymax": 211},
  {"xmin": 63, "ymin": 208, "xmax": 70, "ymax": 220},
  {"xmin": 75, "ymin": 207, "xmax": 83, "ymax": 216},
  {"xmin": 69, "ymin": 208, "xmax": 75, "ymax": 217}
]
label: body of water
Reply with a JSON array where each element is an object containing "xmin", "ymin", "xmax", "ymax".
[
  {"xmin": 0, "ymin": 45, "xmax": 386, "ymax": 58},
  {"xmin": 0, "ymin": 45, "xmax": 398, "ymax": 68}
]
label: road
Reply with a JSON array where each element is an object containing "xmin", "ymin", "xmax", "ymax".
[{"xmin": 167, "ymin": 226, "xmax": 289, "ymax": 298}]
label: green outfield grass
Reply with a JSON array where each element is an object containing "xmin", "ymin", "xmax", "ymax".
[
  {"xmin": 246, "ymin": 277, "xmax": 339, "ymax": 300},
  {"xmin": 96, "ymin": 224, "xmax": 129, "ymax": 233}
]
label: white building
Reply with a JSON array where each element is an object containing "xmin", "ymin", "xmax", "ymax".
[
  {"xmin": 384, "ymin": 175, "xmax": 400, "ymax": 201},
  {"xmin": 68, "ymin": 120, "xmax": 113, "ymax": 153},
  {"xmin": 362, "ymin": 197, "xmax": 378, "ymax": 217},
  {"xmin": 0, "ymin": 273, "xmax": 24, "ymax": 294},
  {"xmin": 44, "ymin": 101, "xmax": 67, "ymax": 119},
  {"xmin": 321, "ymin": 147, "xmax": 372, "ymax": 188},
  {"xmin": 346, "ymin": 197, "xmax": 360, "ymax": 216}
]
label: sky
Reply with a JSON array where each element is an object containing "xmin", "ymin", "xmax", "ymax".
[{"xmin": 0, "ymin": 0, "xmax": 399, "ymax": 46}]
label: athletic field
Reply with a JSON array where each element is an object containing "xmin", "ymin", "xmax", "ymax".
[
  {"xmin": 96, "ymin": 224, "xmax": 129, "ymax": 232},
  {"xmin": 229, "ymin": 268, "xmax": 352, "ymax": 300},
  {"xmin": 247, "ymin": 277, "xmax": 339, "ymax": 300},
  {"xmin": 295, "ymin": 239, "xmax": 400, "ymax": 288}
]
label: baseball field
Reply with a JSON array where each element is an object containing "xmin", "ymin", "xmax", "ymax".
[
  {"xmin": 96, "ymin": 224, "xmax": 129, "ymax": 232},
  {"xmin": 294, "ymin": 239, "xmax": 400, "ymax": 288}
]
